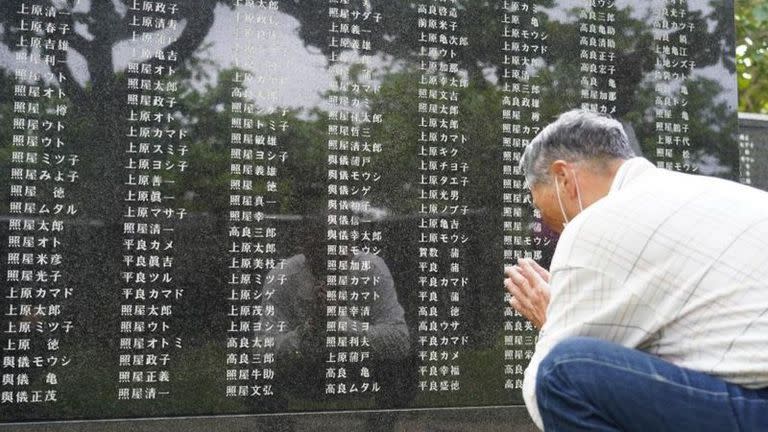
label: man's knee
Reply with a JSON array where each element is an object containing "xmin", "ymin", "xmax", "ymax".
[
  {"xmin": 536, "ymin": 337, "xmax": 609, "ymax": 399},
  {"xmin": 539, "ymin": 337, "xmax": 609, "ymax": 369}
]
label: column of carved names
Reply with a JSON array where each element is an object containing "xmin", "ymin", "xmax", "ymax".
[
  {"xmin": 119, "ymin": 1, "xmax": 185, "ymax": 401},
  {"xmin": 499, "ymin": 0, "xmax": 546, "ymax": 393},
  {"xmin": 324, "ymin": 0, "xmax": 385, "ymax": 396},
  {"xmin": 3, "ymin": 1, "xmax": 76, "ymax": 405},
  {"xmin": 579, "ymin": 0, "xmax": 617, "ymax": 115},
  {"xmin": 415, "ymin": 0, "xmax": 470, "ymax": 394},
  {"xmin": 653, "ymin": 0, "xmax": 696, "ymax": 172},
  {"xmin": 225, "ymin": 0, "xmax": 285, "ymax": 399},
  {"xmin": 739, "ymin": 132, "xmax": 755, "ymax": 186}
]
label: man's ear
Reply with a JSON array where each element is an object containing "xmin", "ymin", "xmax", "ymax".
[{"xmin": 550, "ymin": 160, "xmax": 578, "ymax": 199}]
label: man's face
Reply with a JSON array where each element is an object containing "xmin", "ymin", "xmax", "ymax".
[{"xmin": 530, "ymin": 181, "xmax": 567, "ymax": 234}]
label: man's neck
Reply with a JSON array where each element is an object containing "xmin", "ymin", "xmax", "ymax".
[{"xmin": 580, "ymin": 158, "xmax": 627, "ymax": 207}]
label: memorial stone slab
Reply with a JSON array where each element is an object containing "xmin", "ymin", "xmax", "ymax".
[{"xmin": 0, "ymin": 0, "xmax": 737, "ymax": 430}]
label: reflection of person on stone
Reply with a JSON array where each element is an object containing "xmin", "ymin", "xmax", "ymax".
[{"xmin": 261, "ymin": 217, "xmax": 410, "ymax": 388}]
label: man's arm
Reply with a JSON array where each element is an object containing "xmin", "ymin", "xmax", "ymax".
[{"xmin": 510, "ymin": 263, "xmax": 658, "ymax": 429}]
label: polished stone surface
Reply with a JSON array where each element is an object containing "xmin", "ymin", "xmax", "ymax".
[{"xmin": 0, "ymin": 0, "xmax": 736, "ymax": 428}]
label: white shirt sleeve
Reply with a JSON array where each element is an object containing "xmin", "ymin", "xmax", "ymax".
[{"xmin": 522, "ymin": 264, "xmax": 655, "ymax": 430}]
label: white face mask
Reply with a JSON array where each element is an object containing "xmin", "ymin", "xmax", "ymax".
[{"xmin": 553, "ymin": 169, "xmax": 584, "ymax": 229}]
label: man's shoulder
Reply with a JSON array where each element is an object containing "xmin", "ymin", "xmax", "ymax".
[
  {"xmin": 624, "ymin": 169, "xmax": 768, "ymax": 216},
  {"xmin": 588, "ymin": 166, "xmax": 768, "ymax": 221},
  {"xmin": 556, "ymin": 168, "xmax": 768, "ymax": 273}
]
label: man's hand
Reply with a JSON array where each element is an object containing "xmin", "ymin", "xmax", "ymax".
[{"xmin": 504, "ymin": 258, "xmax": 551, "ymax": 329}]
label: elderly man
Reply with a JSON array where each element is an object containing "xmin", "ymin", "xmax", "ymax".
[{"xmin": 504, "ymin": 109, "xmax": 768, "ymax": 431}]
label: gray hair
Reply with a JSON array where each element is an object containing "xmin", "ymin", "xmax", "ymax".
[{"xmin": 520, "ymin": 109, "xmax": 635, "ymax": 186}]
